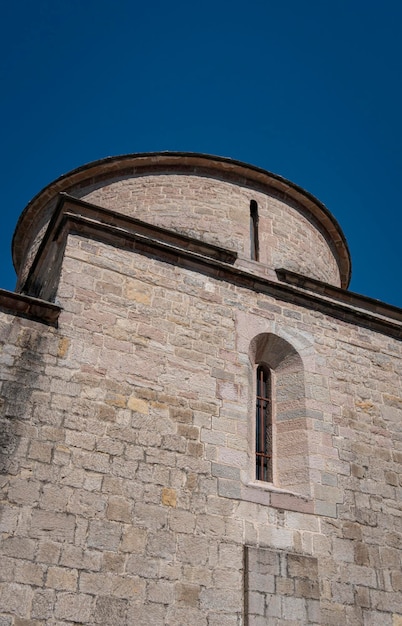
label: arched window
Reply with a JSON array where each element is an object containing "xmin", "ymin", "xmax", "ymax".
[
  {"xmin": 248, "ymin": 332, "xmax": 310, "ymax": 496},
  {"xmin": 255, "ymin": 365, "xmax": 272, "ymax": 482},
  {"xmin": 250, "ymin": 200, "xmax": 259, "ymax": 261}
]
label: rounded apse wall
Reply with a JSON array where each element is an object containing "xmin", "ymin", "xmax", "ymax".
[{"xmin": 13, "ymin": 153, "xmax": 351, "ymax": 291}]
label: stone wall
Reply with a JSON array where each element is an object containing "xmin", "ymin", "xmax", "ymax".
[
  {"xmin": 1, "ymin": 229, "xmax": 401, "ymax": 625},
  {"xmin": 245, "ymin": 547, "xmax": 320, "ymax": 624},
  {"xmin": 14, "ymin": 155, "xmax": 349, "ymax": 293},
  {"xmin": 77, "ymin": 173, "xmax": 341, "ymax": 286}
]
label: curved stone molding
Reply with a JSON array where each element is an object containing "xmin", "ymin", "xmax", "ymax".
[{"xmin": 13, "ymin": 152, "xmax": 351, "ymax": 291}]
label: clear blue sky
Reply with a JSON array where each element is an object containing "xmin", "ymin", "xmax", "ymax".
[{"xmin": 1, "ymin": 0, "xmax": 401, "ymax": 308}]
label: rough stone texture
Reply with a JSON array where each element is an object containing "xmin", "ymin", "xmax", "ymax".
[
  {"xmin": 77, "ymin": 173, "xmax": 341, "ymax": 286},
  {"xmin": 1, "ymin": 154, "xmax": 401, "ymax": 624},
  {"xmin": 14, "ymin": 154, "xmax": 348, "ymax": 292}
]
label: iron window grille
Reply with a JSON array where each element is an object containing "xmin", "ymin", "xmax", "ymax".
[{"xmin": 255, "ymin": 364, "xmax": 272, "ymax": 482}]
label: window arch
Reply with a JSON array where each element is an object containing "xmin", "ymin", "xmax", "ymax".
[{"xmin": 249, "ymin": 333, "xmax": 310, "ymax": 495}]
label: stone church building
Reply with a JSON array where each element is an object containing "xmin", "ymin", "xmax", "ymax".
[{"xmin": 0, "ymin": 152, "xmax": 401, "ymax": 625}]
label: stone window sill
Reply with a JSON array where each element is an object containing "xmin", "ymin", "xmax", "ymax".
[{"xmin": 241, "ymin": 481, "xmax": 314, "ymax": 514}]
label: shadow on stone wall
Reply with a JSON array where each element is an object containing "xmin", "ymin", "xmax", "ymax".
[{"xmin": 0, "ymin": 320, "xmax": 48, "ymax": 477}]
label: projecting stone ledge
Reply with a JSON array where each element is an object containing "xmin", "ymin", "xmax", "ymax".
[{"xmin": 0, "ymin": 288, "xmax": 61, "ymax": 326}]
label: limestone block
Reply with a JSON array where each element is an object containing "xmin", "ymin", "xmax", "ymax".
[
  {"xmin": 94, "ymin": 595, "xmax": 128, "ymax": 624},
  {"xmin": 87, "ymin": 520, "xmax": 122, "ymax": 551},
  {"xmin": 106, "ymin": 496, "xmax": 132, "ymax": 522},
  {"xmin": 7, "ymin": 478, "xmax": 41, "ymax": 506},
  {"xmin": 14, "ymin": 561, "xmax": 46, "ymax": 586},
  {"xmin": 0, "ymin": 583, "xmax": 33, "ymax": 618},
  {"xmin": 46, "ymin": 566, "xmax": 78, "ymax": 591},
  {"xmin": 54, "ymin": 592, "xmax": 94, "ymax": 622},
  {"xmin": 120, "ymin": 526, "xmax": 147, "ymax": 553},
  {"xmin": 147, "ymin": 579, "xmax": 175, "ymax": 604},
  {"xmin": 1, "ymin": 538, "xmax": 36, "ymax": 560},
  {"xmin": 60, "ymin": 544, "xmax": 102, "ymax": 571},
  {"xmin": 161, "ymin": 488, "xmax": 177, "ymax": 508},
  {"xmin": 31, "ymin": 588, "xmax": 56, "ymax": 619}
]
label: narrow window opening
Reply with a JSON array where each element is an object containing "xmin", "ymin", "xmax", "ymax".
[
  {"xmin": 250, "ymin": 200, "xmax": 259, "ymax": 261},
  {"xmin": 255, "ymin": 365, "xmax": 272, "ymax": 482}
]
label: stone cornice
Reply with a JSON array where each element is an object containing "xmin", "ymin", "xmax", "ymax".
[
  {"xmin": 12, "ymin": 152, "xmax": 351, "ymax": 288},
  {"xmin": 276, "ymin": 268, "xmax": 402, "ymax": 324},
  {"xmin": 21, "ymin": 194, "xmax": 401, "ymax": 340},
  {"xmin": 0, "ymin": 289, "xmax": 60, "ymax": 326}
]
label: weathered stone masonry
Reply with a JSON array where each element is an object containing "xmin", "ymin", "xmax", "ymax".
[{"xmin": 0, "ymin": 152, "xmax": 401, "ymax": 625}]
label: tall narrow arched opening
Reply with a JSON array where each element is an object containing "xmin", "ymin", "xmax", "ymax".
[
  {"xmin": 249, "ymin": 333, "xmax": 310, "ymax": 496},
  {"xmin": 255, "ymin": 364, "xmax": 272, "ymax": 482},
  {"xmin": 250, "ymin": 200, "xmax": 259, "ymax": 261}
]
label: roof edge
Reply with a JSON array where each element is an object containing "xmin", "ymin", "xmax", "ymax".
[{"xmin": 12, "ymin": 152, "xmax": 352, "ymax": 288}]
